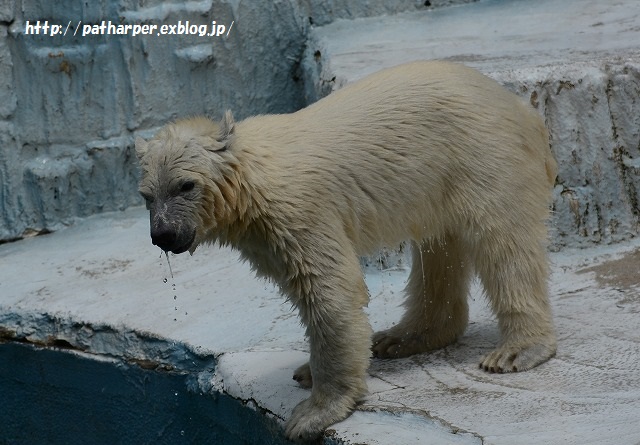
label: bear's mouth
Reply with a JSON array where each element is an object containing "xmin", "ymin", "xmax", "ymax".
[
  {"xmin": 152, "ymin": 226, "xmax": 197, "ymax": 255},
  {"xmin": 169, "ymin": 229, "xmax": 196, "ymax": 255}
]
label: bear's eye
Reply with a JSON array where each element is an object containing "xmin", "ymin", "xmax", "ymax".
[{"xmin": 180, "ymin": 181, "xmax": 195, "ymax": 193}]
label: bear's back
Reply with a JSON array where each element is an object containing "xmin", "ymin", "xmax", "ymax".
[{"xmin": 233, "ymin": 61, "xmax": 554, "ymax": 250}]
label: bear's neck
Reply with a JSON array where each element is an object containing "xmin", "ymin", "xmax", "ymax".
[{"xmin": 206, "ymin": 142, "xmax": 273, "ymax": 244}]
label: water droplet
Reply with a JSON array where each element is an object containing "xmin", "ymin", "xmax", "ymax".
[
  {"xmin": 180, "ymin": 430, "xmax": 185, "ymax": 436},
  {"xmin": 174, "ymin": 295, "xmax": 177, "ymax": 300},
  {"xmin": 163, "ymin": 278, "xmax": 168, "ymax": 283},
  {"xmin": 164, "ymin": 251, "xmax": 174, "ymax": 279}
]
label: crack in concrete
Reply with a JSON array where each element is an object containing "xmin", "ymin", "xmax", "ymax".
[
  {"xmin": 356, "ymin": 402, "xmax": 486, "ymax": 444},
  {"xmin": 368, "ymin": 370, "xmax": 408, "ymax": 390},
  {"xmin": 204, "ymin": 360, "xmax": 287, "ymax": 423}
]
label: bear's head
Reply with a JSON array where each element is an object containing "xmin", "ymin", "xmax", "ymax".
[{"xmin": 135, "ymin": 112, "xmax": 238, "ymax": 254}]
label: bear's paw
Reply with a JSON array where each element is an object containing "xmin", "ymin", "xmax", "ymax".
[
  {"xmin": 285, "ymin": 392, "xmax": 356, "ymax": 442},
  {"xmin": 292, "ymin": 362, "xmax": 313, "ymax": 389},
  {"xmin": 480, "ymin": 338, "xmax": 557, "ymax": 373}
]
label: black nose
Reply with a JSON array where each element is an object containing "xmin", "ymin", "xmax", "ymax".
[{"xmin": 151, "ymin": 222, "xmax": 177, "ymax": 251}]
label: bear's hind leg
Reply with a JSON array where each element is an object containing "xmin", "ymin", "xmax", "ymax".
[
  {"xmin": 372, "ymin": 235, "xmax": 472, "ymax": 359},
  {"xmin": 475, "ymin": 232, "xmax": 557, "ymax": 373}
]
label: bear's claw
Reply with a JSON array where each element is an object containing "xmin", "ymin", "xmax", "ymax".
[
  {"xmin": 293, "ymin": 362, "xmax": 313, "ymax": 389},
  {"xmin": 372, "ymin": 328, "xmax": 460, "ymax": 359},
  {"xmin": 480, "ymin": 340, "xmax": 557, "ymax": 373}
]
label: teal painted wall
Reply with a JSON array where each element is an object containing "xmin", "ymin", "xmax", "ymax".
[{"xmin": 0, "ymin": 342, "xmax": 293, "ymax": 445}]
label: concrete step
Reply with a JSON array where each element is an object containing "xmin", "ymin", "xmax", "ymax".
[{"xmin": 303, "ymin": 0, "xmax": 640, "ymax": 249}]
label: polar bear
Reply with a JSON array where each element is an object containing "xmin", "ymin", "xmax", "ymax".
[{"xmin": 135, "ymin": 61, "xmax": 557, "ymax": 442}]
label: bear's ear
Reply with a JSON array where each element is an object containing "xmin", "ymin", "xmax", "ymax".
[
  {"xmin": 135, "ymin": 136, "xmax": 148, "ymax": 160},
  {"xmin": 213, "ymin": 110, "xmax": 235, "ymax": 152}
]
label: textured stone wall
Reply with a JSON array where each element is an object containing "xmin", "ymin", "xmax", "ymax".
[
  {"xmin": 494, "ymin": 63, "xmax": 640, "ymax": 249},
  {"xmin": 1, "ymin": 0, "xmax": 309, "ymax": 241}
]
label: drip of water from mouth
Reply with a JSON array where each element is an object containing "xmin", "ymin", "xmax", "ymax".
[
  {"xmin": 164, "ymin": 251, "xmax": 174, "ymax": 280},
  {"xmin": 161, "ymin": 250, "xmax": 180, "ymax": 321}
]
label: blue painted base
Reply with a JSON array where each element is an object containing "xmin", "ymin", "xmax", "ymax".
[{"xmin": 0, "ymin": 342, "xmax": 293, "ymax": 445}]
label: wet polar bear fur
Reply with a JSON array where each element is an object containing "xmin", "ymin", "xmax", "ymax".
[{"xmin": 136, "ymin": 61, "xmax": 558, "ymax": 442}]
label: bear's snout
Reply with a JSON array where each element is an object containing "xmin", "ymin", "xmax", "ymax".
[
  {"xmin": 151, "ymin": 221, "xmax": 176, "ymax": 250},
  {"xmin": 151, "ymin": 220, "xmax": 195, "ymax": 254}
]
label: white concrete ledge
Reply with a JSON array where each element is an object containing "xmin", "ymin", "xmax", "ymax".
[{"xmin": 2, "ymin": 208, "xmax": 640, "ymax": 444}]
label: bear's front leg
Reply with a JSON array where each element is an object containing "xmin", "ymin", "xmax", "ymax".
[{"xmin": 283, "ymin": 253, "xmax": 372, "ymax": 442}]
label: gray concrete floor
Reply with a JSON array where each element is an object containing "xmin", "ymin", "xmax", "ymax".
[{"xmin": 1, "ymin": 208, "xmax": 639, "ymax": 444}]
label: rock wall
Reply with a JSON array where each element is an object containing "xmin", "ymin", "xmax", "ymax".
[
  {"xmin": 0, "ymin": 0, "xmax": 308, "ymax": 241},
  {"xmin": 0, "ymin": 0, "xmax": 476, "ymax": 243},
  {"xmin": 495, "ymin": 63, "xmax": 640, "ymax": 249},
  {"xmin": 297, "ymin": 0, "xmax": 477, "ymax": 26}
]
